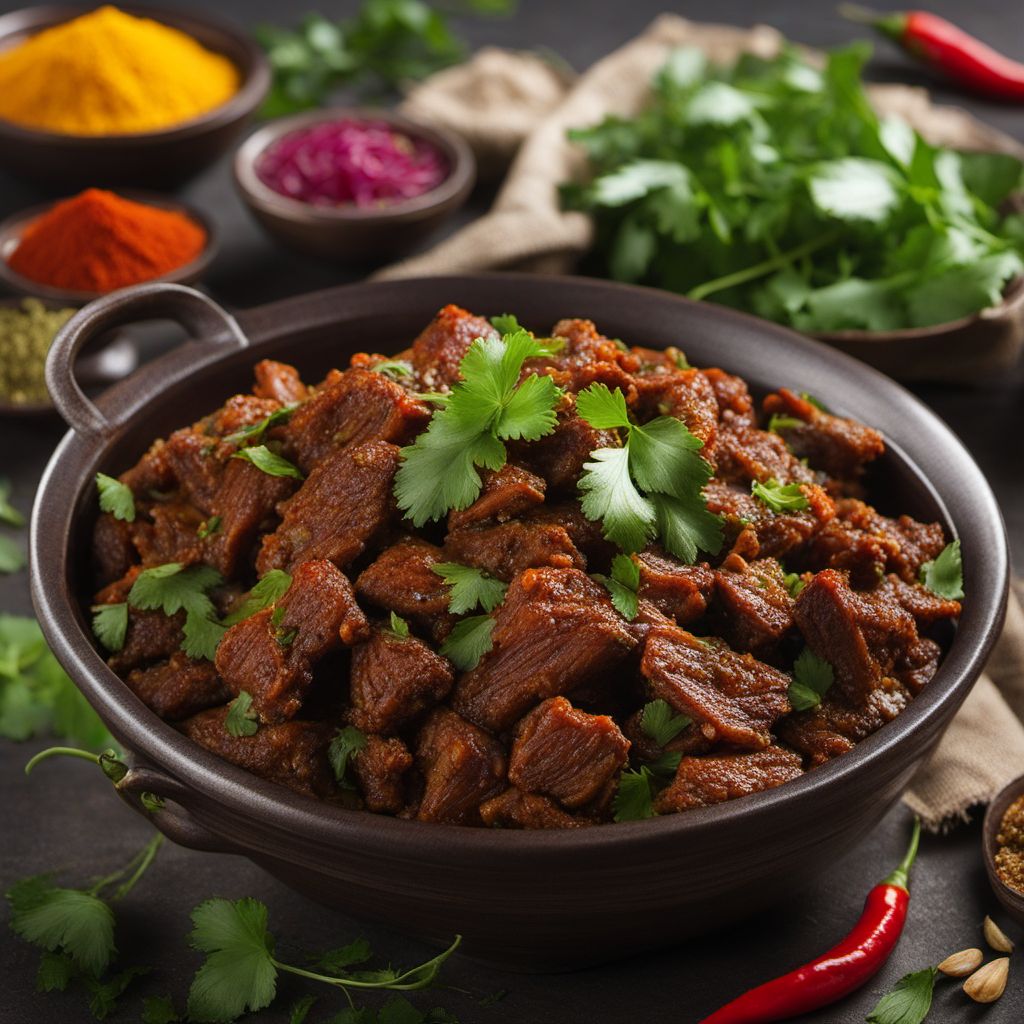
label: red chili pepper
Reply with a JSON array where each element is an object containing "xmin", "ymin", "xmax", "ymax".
[
  {"xmin": 699, "ymin": 818, "xmax": 921, "ymax": 1024},
  {"xmin": 840, "ymin": 5, "xmax": 1024, "ymax": 100}
]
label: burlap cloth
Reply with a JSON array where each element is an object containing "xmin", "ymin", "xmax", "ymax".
[{"xmin": 382, "ymin": 15, "xmax": 1024, "ymax": 829}]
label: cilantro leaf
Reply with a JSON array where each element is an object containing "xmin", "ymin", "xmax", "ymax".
[
  {"xmin": 197, "ymin": 515, "xmax": 222, "ymax": 539},
  {"xmin": 225, "ymin": 692, "xmax": 259, "ymax": 737},
  {"xmin": 783, "ymin": 572, "xmax": 807, "ymax": 598},
  {"xmin": 490, "ymin": 313, "xmax": 521, "ymax": 334},
  {"xmin": 439, "ymin": 615, "xmax": 495, "ymax": 671},
  {"xmin": 313, "ymin": 938, "xmax": 372, "ymax": 974},
  {"xmin": 495, "ymin": 372, "xmax": 561, "ymax": 441},
  {"xmin": 223, "ymin": 404, "xmax": 297, "ymax": 446},
  {"xmin": 575, "ymin": 382, "xmax": 630, "ymax": 429},
  {"xmin": 590, "ymin": 159, "xmax": 690, "ymax": 207},
  {"xmin": 36, "ymin": 950, "xmax": 75, "ymax": 993},
  {"xmin": 640, "ymin": 698, "xmax": 691, "ymax": 747},
  {"xmin": 232, "ymin": 444, "xmax": 304, "ymax": 479},
  {"xmin": 0, "ymin": 477, "xmax": 25, "ymax": 527},
  {"xmin": 751, "ymin": 478, "xmax": 809, "ymax": 513},
  {"xmin": 142, "ymin": 994, "xmax": 182, "ymax": 1024},
  {"xmin": 594, "ymin": 553, "xmax": 640, "ymax": 620},
  {"xmin": 808, "ymin": 158, "xmax": 901, "ymax": 223},
  {"xmin": 866, "ymin": 967, "xmax": 936, "ymax": 1024},
  {"xmin": 652, "ymin": 491, "xmax": 724, "ymax": 564},
  {"xmin": 788, "ymin": 647, "xmax": 834, "ymax": 711},
  {"xmin": 432, "ymin": 563, "xmax": 507, "ymax": 615},
  {"xmin": 222, "ymin": 570, "xmax": 293, "ymax": 627},
  {"xmin": 768, "ymin": 414, "xmax": 804, "ymax": 433},
  {"xmin": 612, "ymin": 768, "xmax": 656, "ymax": 822},
  {"xmin": 579, "ymin": 447, "xmax": 656, "ymax": 553},
  {"xmin": 388, "ymin": 611, "xmax": 411, "ymax": 638},
  {"xmin": 371, "ymin": 360, "xmax": 414, "ymax": 379},
  {"xmin": 329, "ymin": 726, "xmax": 367, "ymax": 788},
  {"xmin": 95, "ymin": 473, "xmax": 135, "ymax": 523},
  {"xmin": 0, "ymin": 534, "xmax": 26, "ymax": 573},
  {"xmin": 91, "ymin": 603, "xmax": 128, "ymax": 653},
  {"xmin": 84, "ymin": 964, "xmax": 150, "ymax": 1020},
  {"xmin": 289, "ymin": 994, "xmax": 318, "ymax": 1024},
  {"xmin": 918, "ymin": 540, "xmax": 964, "ymax": 600},
  {"xmin": 128, "ymin": 563, "xmax": 225, "ymax": 661},
  {"xmin": 628, "ymin": 416, "xmax": 708, "ymax": 497},
  {"xmin": 187, "ymin": 898, "xmax": 278, "ymax": 1023}
]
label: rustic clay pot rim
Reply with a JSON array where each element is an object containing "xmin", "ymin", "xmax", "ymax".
[{"xmin": 29, "ymin": 273, "xmax": 1009, "ymax": 860}]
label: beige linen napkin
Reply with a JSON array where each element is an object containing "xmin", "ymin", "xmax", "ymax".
[{"xmin": 386, "ymin": 15, "xmax": 1024, "ymax": 829}]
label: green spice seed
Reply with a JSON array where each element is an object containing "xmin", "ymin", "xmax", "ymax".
[{"xmin": 0, "ymin": 299, "xmax": 75, "ymax": 405}]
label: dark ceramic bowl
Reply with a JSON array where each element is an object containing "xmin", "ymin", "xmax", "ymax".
[
  {"xmin": 233, "ymin": 108, "xmax": 475, "ymax": 262},
  {"xmin": 983, "ymin": 775, "xmax": 1024, "ymax": 928},
  {"xmin": 0, "ymin": 191, "xmax": 218, "ymax": 305},
  {"xmin": 0, "ymin": 4, "xmax": 270, "ymax": 188},
  {"xmin": 30, "ymin": 275, "xmax": 1009, "ymax": 970}
]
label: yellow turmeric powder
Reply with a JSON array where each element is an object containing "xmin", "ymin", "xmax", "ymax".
[{"xmin": 0, "ymin": 6, "xmax": 240, "ymax": 136}]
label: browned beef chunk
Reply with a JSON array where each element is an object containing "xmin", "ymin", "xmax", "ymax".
[
  {"xmin": 711, "ymin": 556, "xmax": 794, "ymax": 657},
  {"xmin": 479, "ymin": 788, "xmax": 590, "ymax": 829},
  {"xmin": 181, "ymin": 707, "xmax": 335, "ymax": 798},
  {"xmin": 713, "ymin": 414, "xmax": 814, "ymax": 487},
  {"xmin": 443, "ymin": 515, "xmax": 585, "ymax": 583},
  {"xmin": 121, "ymin": 440, "xmax": 176, "ymax": 497},
  {"xmin": 201, "ymin": 394, "xmax": 282, "ymax": 439},
  {"xmin": 452, "ymin": 568, "xmax": 638, "ymax": 732},
  {"xmin": 794, "ymin": 569, "xmax": 929, "ymax": 704},
  {"xmin": 641, "ymin": 625, "xmax": 791, "ymax": 750},
  {"xmin": 253, "ymin": 359, "xmax": 308, "ymax": 404},
  {"xmin": 702, "ymin": 368, "xmax": 755, "ymax": 425},
  {"xmin": 411, "ymin": 304, "xmax": 499, "ymax": 390},
  {"xmin": 799, "ymin": 498, "xmax": 946, "ymax": 585},
  {"xmin": 93, "ymin": 513, "xmax": 137, "ymax": 587},
  {"xmin": 881, "ymin": 575, "xmax": 961, "ymax": 627},
  {"xmin": 355, "ymin": 539, "xmax": 453, "ymax": 637},
  {"xmin": 129, "ymin": 500, "xmax": 204, "ymax": 568},
  {"xmin": 125, "ymin": 651, "xmax": 229, "ymax": 720},
  {"xmin": 285, "ymin": 368, "xmax": 429, "ymax": 473},
  {"xmin": 215, "ymin": 560, "xmax": 369, "ymax": 722},
  {"xmin": 415, "ymin": 708, "xmax": 506, "ymax": 825},
  {"xmin": 447, "ymin": 464, "xmax": 546, "ymax": 531},
  {"xmin": 508, "ymin": 697, "xmax": 630, "ymax": 810},
  {"xmin": 550, "ymin": 317, "xmax": 625, "ymax": 366},
  {"xmin": 636, "ymin": 550, "xmax": 714, "ymax": 624},
  {"xmin": 706, "ymin": 480, "xmax": 835, "ymax": 560},
  {"xmin": 257, "ymin": 441, "xmax": 399, "ymax": 574},
  {"xmin": 160, "ymin": 430, "xmax": 224, "ymax": 513},
  {"xmin": 202, "ymin": 460, "xmax": 295, "ymax": 577},
  {"xmin": 519, "ymin": 410, "xmax": 618, "ymax": 494},
  {"xmin": 349, "ymin": 625, "xmax": 454, "ymax": 734},
  {"xmin": 632, "ymin": 367, "xmax": 718, "ymax": 450},
  {"xmin": 654, "ymin": 746, "xmax": 804, "ymax": 813},
  {"xmin": 352, "ymin": 735, "xmax": 412, "ymax": 814},
  {"xmin": 109, "ymin": 609, "xmax": 184, "ymax": 674},
  {"xmin": 763, "ymin": 389, "xmax": 884, "ymax": 482}
]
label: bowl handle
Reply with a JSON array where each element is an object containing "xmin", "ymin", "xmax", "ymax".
[
  {"xmin": 116, "ymin": 762, "xmax": 245, "ymax": 856},
  {"xmin": 45, "ymin": 282, "xmax": 250, "ymax": 438}
]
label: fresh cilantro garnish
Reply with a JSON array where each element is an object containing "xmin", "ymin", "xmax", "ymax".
[
  {"xmin": 788, "ymin": 647, "xmax": 834, "ymax": 711},
  {"xmin": 196, "ymin": 516, "xmax": 221, "ymax": 539},
  {"xmin": 225, "ymin": 692, "xmax": 259, "ymax": 737},
  {"xmin": 576, "ymin": 383, "xmax": 722, "ymax": 562},
  {"xmin": 800, "ymin": 392, "xmax": 829, "ymax": 412},
  {"xmin": 490, "ymin": 313, "xmax": 521, "ymax": 334},
  {"xmin": 0, "ymin": 477, "xmax": 25, "ymax": 527},
  {"xmin": 866, "ymin": 967, "xmax": 937, "ymax": 1024},
  {"xmin": 231, "ymin": 444, "xmax": 304, "ymax": 480},
  {"xmin": 272, "ymin": 606, "xmax": 297, "ymax": 648},
  {"xmin": 612, "ymin": 767, "xmax": 656, "ymax": 822},
  {"xmin": 312, "ymin": 938, "xmax": 372, "ymax": 974},
  {"xmin": 222, "ymin": 570, "xmax": 294, "ymax": 627},
  {"xmin": 95, "ymin": 473, "xmax": 135, "ymax": 523},
  {"xmin": 593, "ymin": 553, "xmax": 640, "ymax": 620},
  {"xmin": 371, "ymin": 359, "xmax": 414, "ymax": 379},
  {"xmin": 223, "ymin": 404, "xmax": 297, "ymax": 447},
  {"xmin": 432, "ymin": 563, "xmax": 507, "ymax": 615},
  {"xmin": 186, "ymin": 897, "xmax": 460, "ymax": 1023},
  {"xmin": 91, "ymin": 604, "xmax": 128, "ymax": 654},
  {"xmin": 0, "ymin": 534, "xmax": 26, "ymax": 573},
  {"xmin": 640, "ymin": 698, "xmax": 691, "ymax": 747},
  {"xmin": 329, "ymin": 726, "xmax": 367, "ymax": 788},
  {"xmin": 394, "ymin": 327, "xmax": 563, "ymax": 526},
  {"xmin": 918, "ymin": 540, "xmax": 964, "ymax": 600},
  {"xmin": 647, "ymin": 750, "xmax": 683, "ymax": 780},
  {"xmin": 288, "ymin": 994, "xmax": 317, "ymax": 1024},
  {"xmin": 386, "ymin": 611, "xmax": 411, "ymax": 639},
  {"xmin": 439, "ymin": 615, "xmax": 495, "ymax": 671},
  {"xmin": 768, "ymin": 413, "xmax": 804, "ymax": 434},
  {"xmin": 751, "ymin": 478, "xmax": 809, "ymax": 513},
  {"xmin": 783, "ymin": 572, "xmax": 807, "ymax": 598}
]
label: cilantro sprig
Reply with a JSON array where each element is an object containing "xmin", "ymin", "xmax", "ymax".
[
  {"xmin": 866, "ymin": 967, "xmax": 937, "ymax": 1024},
  {"xmin": 329, "ymin": 725, "xmax": 367, "ymax": 788},
  {"xmin": 788, "ymin": 648, "xmax": 835, "ymax": 712},
  {"xmin": 639, "ymin": 698, "xmax": 692, "ymax": 747},
  {"xmin": 575, "ymin": 383, "xmax": 722, "ymax": 562},
  {"xmin": 432, "ymin": 563, "xmax": 507, "ymax": 616},
  {"xmin": 440, "ymin": 616, "xmax": 495, "ymax": 672},
  {"xmin": 95, "ymin": 473, "xmax": 135, "ymax": 523},
  {"xmin": 918, "ymin": 540, "xmax": 964, "ymax": 601},
  {"xmin": 394, "ymin": 326, "xmax": 563, "ymax": 526},
  {"xmin": 593, "ymin": 554, "xmax": 641, "ymax": 621},
  {"xmin": 231, "ymin": 444, "xmax": 304, "ymax": 480},
  {"xmin": 128, "ymin": 564, "xmax": 226, "ymax": 662},
  {"xmin": 751, "ymin": 478, "xmax": 810, "ymax": 513}
]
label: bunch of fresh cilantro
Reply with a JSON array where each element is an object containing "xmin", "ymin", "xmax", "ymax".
[{"xmin": 563, "ymin": 43, "xmax": 1024, "ymax": 331}]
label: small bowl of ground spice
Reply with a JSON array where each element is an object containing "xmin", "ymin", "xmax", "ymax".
[
  {"xmin": 0, "ymin": 189, "xmax": 216, "ymax": 303},
  {"xmin": 233, "ymin": 107, "xmax": 475, "ymax": 262},
  {"xmin": 0, "ymin": 5, "xmax": 269, "ymax": 187},
  {"xmin": 984, "ymin": 775, "xmax": 1024, "ymax": 927}
]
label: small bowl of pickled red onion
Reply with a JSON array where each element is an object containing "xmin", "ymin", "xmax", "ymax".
[{"xmin": 233, "ymin": 108, "xmax": 474, "ymax": 261}]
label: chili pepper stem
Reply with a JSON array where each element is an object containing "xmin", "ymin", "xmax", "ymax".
[
  {"xmin": 838, "ymin": 4, "xmax": 908, "ymax": 42},
  {"xmin": 881, "ymin": 815, "xmax": 921, "ymax": 890}
]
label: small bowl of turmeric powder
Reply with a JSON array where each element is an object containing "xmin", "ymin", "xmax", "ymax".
[
  {"xmin": 0, "ymin": 5, "xmax": 269, "ymax": 187},
  {"xmin": 984, "ymin": 775, "xmax": 1024, "ymax": 927},
  {"xmin": 0, "ymin": 188, "xmax": 217, "ymax": 303}
]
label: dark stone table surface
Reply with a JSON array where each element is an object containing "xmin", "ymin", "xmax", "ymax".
[{"xmin": 1, "ymin": 2, "xmax": 1022, "ymax": 1022}]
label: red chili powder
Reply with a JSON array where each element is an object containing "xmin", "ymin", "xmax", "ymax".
[{"xmin": 8, "ymin": 188, "xmax": 207, "ymax": 293}]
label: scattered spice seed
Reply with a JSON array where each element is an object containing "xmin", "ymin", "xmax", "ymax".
[
  {"xmin": 0, "ymin": 298, "xmax": 74, "ymax": 404},
  {"xmin": 982, "ymin": 915, "xmax": 1014, "ymax": 953},
  {"xmin": 937, "ymin": 948, "xmax": 983, "ymax": 977},
  {"xmin": 994, "ymin": 793, "xmax": 1024, "ymax": 895},
  {"xmin": 963, "ymin": 957, "xmax": 1009, "ymax": 1004}
]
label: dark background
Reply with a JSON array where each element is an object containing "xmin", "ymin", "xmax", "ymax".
[{"xmin": 1, "ymin": 1, "xmax": 1022, "ymax": 1022}]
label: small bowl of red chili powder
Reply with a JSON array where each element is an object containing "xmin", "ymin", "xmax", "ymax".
[
  {"xmin": 233, "ymin": 108, "xmax": 474, "ymax": 262},
  {"xmin": 0, "ymin": 188, "xmax": 216, "ymax": 303}
]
